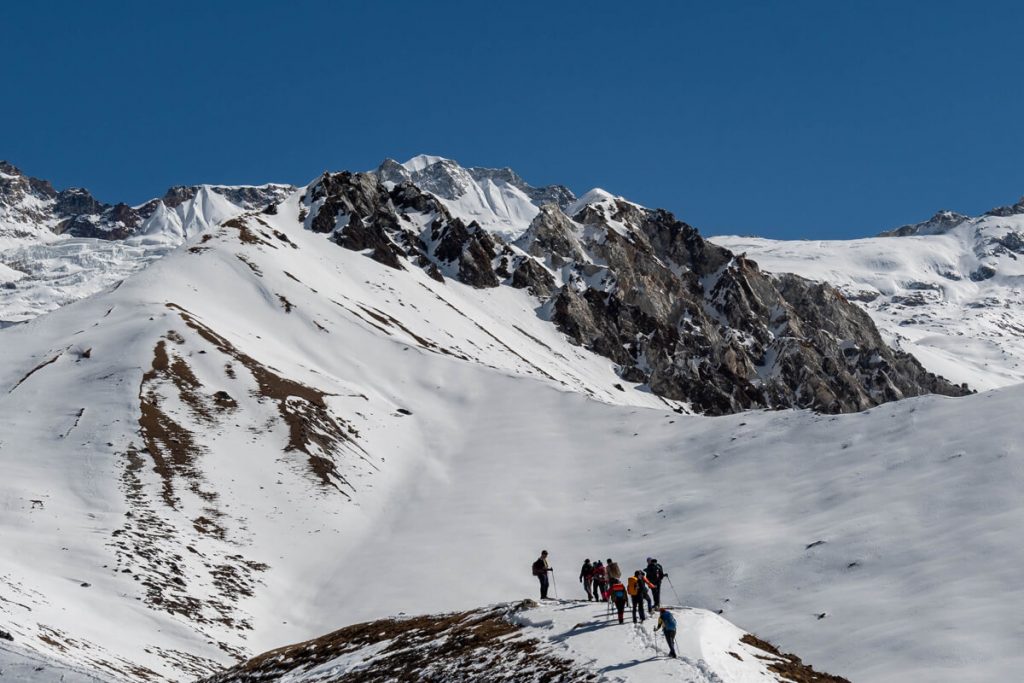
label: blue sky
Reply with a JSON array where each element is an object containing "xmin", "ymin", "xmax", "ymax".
[{"xmin": 3, "ymin": 1, "xmax": 1023, "ymax": 239}]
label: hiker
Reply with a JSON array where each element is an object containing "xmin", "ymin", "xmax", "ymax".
[
  {"xmin": 627, "ymin": 570, "xmax": 655, "ymax": 623},
  {"xmin": 606, "ymin": 558, "xmax": 622, "ymax": 582},
  {"xmin": 655, "ymin": 607, "xmax": 678, "ymax": 658},
  {"xmin": 645, "ymin": 557, "xmax": 666, "ymax": 607},
  {"xmin": 609, "ymin": 576, "xmax": 629, "ymax": 624},
  {"xmin": 592, "ymin": 560, "xmax": 608, "ymax": 601},
  {"xmin": 579, "ymin": 559, "xmax": 595, "ymax": 601},
  {"xmin": 579, "ymin": 558, "xmax": 595, "ymax": 600},
  {"xmin": 638, "ymin": 570, "xmax": 656, "ymax": 613},
  {"xmin": 532, "ymin": 550, "xmax": 553, "ymax": 599}
]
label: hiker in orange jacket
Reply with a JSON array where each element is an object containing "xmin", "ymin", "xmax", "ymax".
[{"xmin": 627, "ymin": 570, "xmax": 656, "ymax": 623}]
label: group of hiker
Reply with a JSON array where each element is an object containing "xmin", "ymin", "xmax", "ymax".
[{"xmin": 532, "ymin": 551, "xmax": 678, "ymax": 658}]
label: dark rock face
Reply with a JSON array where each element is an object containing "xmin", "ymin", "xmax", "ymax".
[
  {"xmin": 54, "ymin": 187, "xmax": 104, "ymax": 216},
  {"xmin": 303, "ymin": 169, "xmax": 970, "ymax": 415},
  {"xmin": 880, "ymin": 210, "xmax": 969, "ymax": 237},
  {"xmin": 984, "ymin": 197, "xmax": 1024, "ymax": 217}
]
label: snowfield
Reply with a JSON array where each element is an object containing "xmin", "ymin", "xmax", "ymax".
[{"xmin": 0, "ymin": 164, "xmax": 1022, "ymax": 682}]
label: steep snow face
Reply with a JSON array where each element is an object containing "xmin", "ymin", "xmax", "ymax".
[
  {"xmin": 712, "ymin": 208, "xmax": 1024, "ymax": 390},
  {"xmin": 202, "ymin": 601, "xmax": 847, "ymax": 683},
  {"xmin": 0, "ymin": 162, "xmax": 293, "ymax": 323},
  {"xmin": 0, "ymin": 189, "xmax": 1021, "ymax": 683},
  {"xmin": 375, "ymin": 155, "xmax": 575, "ymax": 240}
]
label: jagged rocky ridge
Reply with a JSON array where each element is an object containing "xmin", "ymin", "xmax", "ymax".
[
  {"xmin": 295, "ymin": 165, "xmax": 968, "ymax": 415},
  {"xmin": 0, "ymin": 160, "xmax": 291, "ymax": 242}
]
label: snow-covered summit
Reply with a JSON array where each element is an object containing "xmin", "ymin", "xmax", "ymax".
[{"xmin": 375, "ymin": 155, "xmax": 575, "ymax": 239}]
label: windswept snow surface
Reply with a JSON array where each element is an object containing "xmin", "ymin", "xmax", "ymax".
[
  {"xmin": 0, "ymin": 189, "xmax": 1021, "ymax": 682},
  {"xmin": 514, "ymin": 602, "xmax": 808, "ymax": 682},
  {"xmin": 712, "ymin": 216, "xmax": 1024, "ymax": 390},
  {"xmin": 0, "ymin": 642, "xmax": 113, "ymax": 683}
]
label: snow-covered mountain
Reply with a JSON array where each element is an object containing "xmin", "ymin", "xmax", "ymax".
[
  {"xmin": 712, "ymin": 200, "xmax": 1024, "ymax": 390},
  {"xmin": 0, "ymin": 161, "xmax": 292, "ymax": 323},
  {"xmin": 1, "ymin": 156, "xmax": 1022, "ymax": 683}
]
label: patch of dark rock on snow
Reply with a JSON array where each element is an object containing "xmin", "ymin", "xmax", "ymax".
[
  {"xmin": 970, "ymin": 265, "xmax": 997, "ymax": 281},
  {"xmin": 0, "ymin": 628, "xmax": 14, "ymax": 641}
]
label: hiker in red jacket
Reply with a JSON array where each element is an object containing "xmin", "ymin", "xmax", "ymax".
[{"xmin": 591, "ymin": 560, "xmax": 608, "ymax": 601}]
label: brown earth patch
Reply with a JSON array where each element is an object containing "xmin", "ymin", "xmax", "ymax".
[
  {"xmin": 167, "ymin": 303, "xmax": 370, "ymax": 492},
  {"xmin": 221, "ymin": 217, "xmax": 273, "ymax": 247},
  {"xmin": 236, "ymin": 254, "xmax": 263, "ymax": 276},
  {"xmin": 741, "ymin": 633, "xmax": 851, "ymax": 682},
  {"xmin": 138, "ymin": 340, "xmax": 209, "ymax": 507}
]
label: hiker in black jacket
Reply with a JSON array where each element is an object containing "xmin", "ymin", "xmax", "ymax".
[
  {"xmin": 579, "ymin": 559, "xmax": 595, "ymax": 601},
  {"xmin": 532, "ymin": 550, "xmax": 553, "ymax": 599},
  {"xmin": 645, "ymin": 557, "xmax": 666, "ymax": 608}
]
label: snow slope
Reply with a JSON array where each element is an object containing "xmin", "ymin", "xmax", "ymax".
[
  {"xmin": 0, "ymin": 183, "xmax": 1021, "ymax": 682},
  {"xmin": 0, "ymin": 641, "xmax": 112, "ymax": 683},
  {"xmin": 712, "ymin": 210, "xmax": 1024, "ymax": 390}
]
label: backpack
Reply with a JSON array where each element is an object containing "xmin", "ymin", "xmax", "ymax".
[
  {"xmin": 611, "ymin": 582, "xmax": 626, "ymax": 600},
  {"xmin": 627, "ymin": 576, "xmax": 639, "ymax": 596},
  {"xmin": 532, "ymin": 559, "xmax": 545, "ymax": 576}
]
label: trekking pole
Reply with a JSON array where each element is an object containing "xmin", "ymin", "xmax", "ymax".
[
  {"xmin": 666, "ymin": 576, "xmax": 682, "ymax": 605},
  {"xmin": 551, "ymin": 569, "xmax": 558, "ymax": 599}
]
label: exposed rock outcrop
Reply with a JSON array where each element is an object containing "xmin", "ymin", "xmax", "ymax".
[{"xmin": 303, "ymin": 169, "xmax": 969, "ymax": 415}]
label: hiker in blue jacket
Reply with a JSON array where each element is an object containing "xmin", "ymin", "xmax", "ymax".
[{"xmin": 654, "ymin": 607, "xmax": 678, "ymax": 658}]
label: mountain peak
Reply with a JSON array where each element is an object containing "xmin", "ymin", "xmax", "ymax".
[
  {"xmin": 879, "ymin": 209, "xmax": 969, "ymax": 237},
  {"xmin": 373, "ymin": 155, "xmax": 575, "ymax": 239}
]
